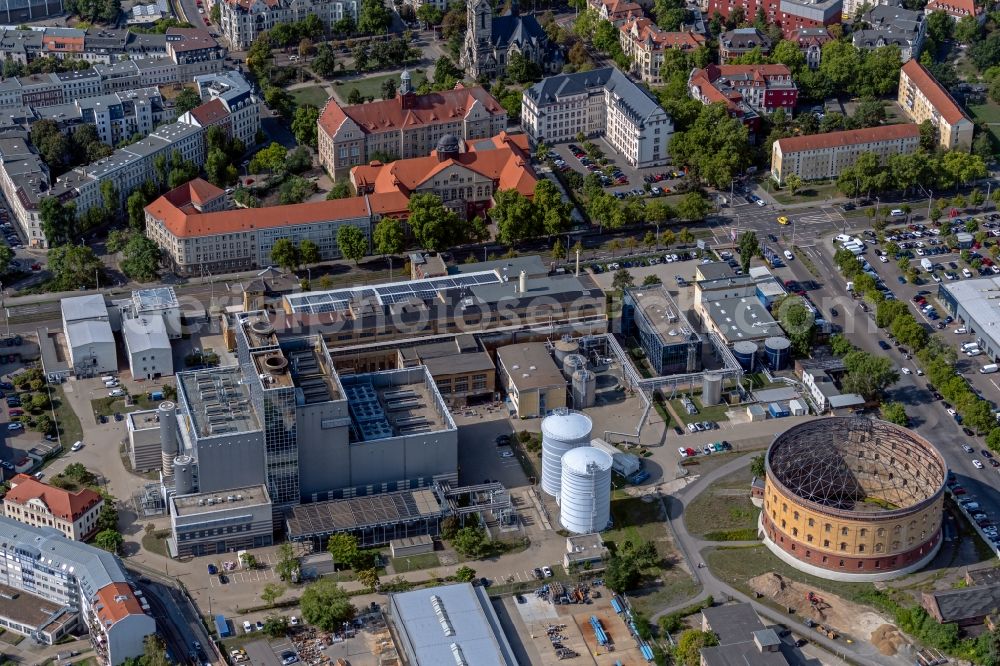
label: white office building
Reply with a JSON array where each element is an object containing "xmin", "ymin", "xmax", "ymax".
[{"xmin": 123, "ymin": 315, "xmax": 173, "ymax": 379}]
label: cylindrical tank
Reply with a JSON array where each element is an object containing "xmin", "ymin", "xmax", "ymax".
[
  {"xmin": 554, "ymin": 338, "xmax": 580, "ymax": 366},
  {"xmin": 159, "ymin": 401, "xmax": 177, "ymax": 478},
  {"xmin": 541, "ymin": 410, "xmax": 593, "ymax": 500},
  {"xmin": 563, "ymin": 353, "xmax": 587, "ymax": 379},
  {"xmin": 764, "ymin": 336, "xmax": 792, "ymax": 371},
  {"xmin": 702, "ymin": 372, "xmax": 723, "ymax": 406},
  {"xmin": 519, "ymin": 270, "xmax": 527, "ymax": 294},
  {"xmin": 173, "ymin": 455, "xmax": 195, "ymax": 496},
  {"xmin": 559, "ymin": 447, "xmax": 613, "ymax": 534},
  {"xmin": 732, "ymin": 340, "xmax": 758, "ymax": 372},
  {"xmin": 572, "ymin": 369, "xmax": 597, "ymax": 409}
]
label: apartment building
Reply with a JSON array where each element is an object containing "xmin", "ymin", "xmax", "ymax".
[
  {"xmin": 219, "ymin": 0, "xmax": 357, "ymax": 50},
  {"xmin": 2, "ymin": 474, "xmax": 104, "ymax": 541},
  {"xmin": 718, "ymin": 27, "xmax": 772, "ymax": 63},
  {"xmin": 788, "ymin": 27, "xmax": 830, "ymax": 68},
  {"xmin": 688, "ymin": 64, "xmax": 797, "ymax": 135},
  {"xmin": 0, "ymin": 70, "xmax": 102, "ymax": 111},
  {"xmin": 31, "ymin": 88, "xmax": 166, "ymax": 147},
  {"xmin": 350, "ymin": 132, "xmax": 537, "ymax": 220},
  {"xmin": 619, "ymin": 17, "xmax": 706, "ymax": 84},
  {"xmin": 589, "ymin": 0, "xmax": 644, "ymax": 25},
  {"xmin": 318, "ymin": 72, "xmax": 507, "ymax": 176},
  {"xmin": 852, "ymin": 4, "xmax": 925, "ymax": 61},
  {"xmin": 924, "ymin": 0, "xmax": 982, "ymax": 21},
  {"xmin": 771, "ymin": 123, "xmax": 921, "ymax": 184},
  {"xmin": 145, "ymin": 179, "xmax": 376, "ymax": 275},
  {"xmin": 898, "ymin": 58, "xmax": 973, "ymax": 151},
  {"xmin": 193, "ymin": 70, "xmax": 260, "ymax": 147},
  {"xmin": 706, "ymin": 0, "xmax": 842, "ymax": 38},
  {"xmin": 0, "ymin": 516, "xmax": 156, "ymax": 662},
  {"xmin": 0, "ymin": 134, "xmax": 50, "ymax": 247},
  {"xmin": 522, "ymin": 67, "xmax": 673, "ymax": 168}
]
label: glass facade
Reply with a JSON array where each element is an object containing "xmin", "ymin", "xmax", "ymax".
[{"xmin": 621, "ymin": 288, "xmax": 702, "ymax": 375}]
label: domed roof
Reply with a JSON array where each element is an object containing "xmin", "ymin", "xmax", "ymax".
[
  {"xmin": 541, "ymin": 410, "xmax": 592, "ymax": 441},
  {"xmin": 436, "ymin": 134, "xmax": 460, "ymax": 155},
  {"xmin": 562, "ymin": 446, "xmax": 612, "ymax": 473}
]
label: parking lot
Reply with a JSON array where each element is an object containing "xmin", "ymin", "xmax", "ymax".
[{"xmin": 547, "ymin": 140, "xmax": 684, "ymax": 197}]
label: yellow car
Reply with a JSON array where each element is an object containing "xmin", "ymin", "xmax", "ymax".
[{"xmin": 777, "ymin": 216, "xmax": 789, "ymax": 225}]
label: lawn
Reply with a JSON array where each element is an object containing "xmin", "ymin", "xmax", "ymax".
[
  {"xmin": 390, "ymin": 552, "xmax": 440, "ymax": 573},
  {"xmin": 772, "ymin": 180, "xmax": 841, "ymax": 205},
  {"xmin": 333, "ymin": 70, "xmax": 428, "ymax": 104},
  {"xmin": 969, "ymin": 101, "xmax": 1000, "ymax": 145},
  {"xmin": 683, "ymin": 467, "xmax": 760, "ymax": 540},
  {"xmin": 91, "ymin": 389, "xmax": 167, "ymax": 419},
  {"xmin": 669, "ymin": 396, "xmax": 730, "ymax": 425},
  {"xmin": 51, "ymin": 385, "xmax": 82, "ymax": 449},
  {"xmin": 141, "ymin": 529, "xmax": 171, "ymax": 557},
  {"xmin": 290, "ymin": 85, "xmax": 330, "ymax": 109}
]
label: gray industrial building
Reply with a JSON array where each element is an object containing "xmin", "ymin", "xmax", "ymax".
[
  {"xmin": 168, "ymin": 484, "xmax": 273, "ymax": 557},
  {"xmin": 126, "ymin": 409, "xmax": 164, "ymax": 472},
  {"xmin": 938, "ymin": 278, "xmax": 1000, "ymax": 362},
  {"xmin": 621, "ymin": 286, "xmax": 702, "ymax": 375}
]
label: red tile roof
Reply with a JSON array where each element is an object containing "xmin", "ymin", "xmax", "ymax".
[
  {"xmin": 621, "ymin": 18, "xmax": 706, "ymax": 50},
  {"xmin": 4, "ymin": 474, "xmax": 102, "ymax": 522},
  {"xmin": 924, "ymin": 0, "xmax": 980, "ymax": 17},
  {"xmin": 319, "ymin": 86, "xmax": 505, "ymax": 139},
  {"xmin": 775, "ymin": 123, "xmax": 921, "ymax": 153},
  {"xmin": 351, "ymin": 133, "xmax": 537, "ymax": 198},
  {"xmin": 94, "ymin": 583, "xmax": 145, "ymax": 627},
  {"xmin": 595, "ymin": 0, "xmax": 644, "ymax": 21},
  {"xmin": 146, "ymin": 184, "xmax": 371, "ymax": 238},
  {"xmin": 901, "ymin": 59, "xmax": 970, "ymax": 126},
  {"xmin": 186, "ymin": 98, "xmax": 229, "ymax": 126}
]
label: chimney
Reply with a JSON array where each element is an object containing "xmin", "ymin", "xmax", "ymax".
[{"xmin": 575, "ymin": 247, "xmax": 580, "ymax": 276}]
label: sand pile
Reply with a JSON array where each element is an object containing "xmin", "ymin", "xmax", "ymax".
[{"xmin": 871, "ymin": 624, "xmax": 906, "ymax": 655}]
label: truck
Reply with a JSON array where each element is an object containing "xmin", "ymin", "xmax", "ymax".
[
  {"xmin": 981, "ymin": 364, "xmax": 999, "ymax": 374},
  {"xmin": 921, "ymin": 258, "xmax": 933, "ymax": 272}
]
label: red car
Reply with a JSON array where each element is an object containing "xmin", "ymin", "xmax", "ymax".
[{"xmin": 952, "ymin": 486, "xmax": 967, "ymax": 495}]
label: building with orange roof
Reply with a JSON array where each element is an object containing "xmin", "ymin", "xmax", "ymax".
[
  {"xmin": 924, "ymin": 0, "xmax": 982, "ymax": 21},
  {"xmin": 771, "ymin": 124, "xmax": 921, "ymax": 184},
  {"xmin": 218, "ymin": 0, "xmax": 357, "ymax": 50},
  {"xmin": 350, "ymin": 132, "xmax": 537, "ymax": 220},
  {"xmin": 688, "ymin": 64, "xmax": 798, "ymax": 135},
  {"xmin": 145, "ymin": 179, "xmax": 374, "ymax": 276},
  {"xmin": 589, "ymin": 0, "xmax": 645, "ymax": 26},
  {"xmin": 898, "ymin": 59, "xmax": 974, "ymax": 151},
  {"xmin": 0, "ymin": 516, "xmax": 155, "ymax": 662},
  {"xmin": 3, "ymin": 473, "xmax": 104, "ymax": 540},
  {"xmin": 318, "ymin": 71, "xmax": 508, "ymax": 177},
  {"xmin": 619, "ymin": 18, "xmax": 706, "ymax": 85}
]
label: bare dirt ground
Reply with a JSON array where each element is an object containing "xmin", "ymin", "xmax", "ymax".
[{"xmin": 749, "ymin": 573, "xmax": 904, "ymax": 654}]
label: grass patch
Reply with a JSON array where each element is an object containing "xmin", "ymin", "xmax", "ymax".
[
  {"xmin": 604, "ymin": 495, "xmax": 665, "ymax": 551},
  {"xmin": 51, "ymin": 384, "xmax": 82, "ymax": 448},
  {"xmin": 669, "ymin": 396, "xmax": 730, "ymax": 425},
  {"xmin": 390, "ymin": 552, "xmax": 440, "ymax": 573},
  {"xmin": 969, "ymin": 102, "xmax": 1000, "ymax": 145},
  {"xmin": 289, "ymin": 85, "xmax": 330, "ymax": 109},
  {"xmin": 684, "ymin": 467, "xmax": 760, "ymax": 539},
  {"xmin": 91, "ymin": 392, "xmax": 164, "ymax": 419},
  {"xmin": 628, "ymin": 568, "xmax": 701, "ymax": 618},
  {"xmin": 772, "ymin": 180, "xmax": 840, "ymax": 205},
  {"xmin": 141, "ymin": 529, "xmax": 170, "ymax": 557},
  {"xmin": 335, "ymin": 70, "xmax": 427, "ymax": 104},
  {"xmin": 792, "ymin": 244, "xmax": 820, "ymax": 279}
]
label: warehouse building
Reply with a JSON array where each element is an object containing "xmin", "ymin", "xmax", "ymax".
[
  {"xmin": 61, "ymin": 294, "xmax": 116, "ymax": 377},
  {"xmin": 122, "ymin": 315, "xmax": 173, "ymax": 379},
  {"xmin": 938, "ymin": 277, "xmax": 1000, "ymax": 361},
  {"xmin": 621, "ymin": 286, "xmax": 702, "ymax": 375},
  {"xmin": 496, "ymin": 342, "xmax": 567, "ymax": 418}
]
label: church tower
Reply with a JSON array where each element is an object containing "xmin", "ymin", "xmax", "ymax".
[{"xmin": 462, "ymin": 0, "xmax": 493, "ymax": 77}]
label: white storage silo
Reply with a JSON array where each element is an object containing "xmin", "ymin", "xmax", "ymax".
[
  {"xmin": 559, "ymin": 447, "xmax": 613, "ymax": 534},
  {"xmin": 541, "ymin": 410, "xmax": 593, "ymax": 500},
  {"xmin": 572, "ymin": 369, "xmax": 597, "ymax": 409},
  {"xmin": 702, "ymin": 372, "xmax": 723, "ymax": 406},
  {"xmin": 563, "ymin": 353, "xmax": 587, "ymax": 379},
  {"xmin": 173, "ymin": 455, "xmax": 196, "ymax": 496}
]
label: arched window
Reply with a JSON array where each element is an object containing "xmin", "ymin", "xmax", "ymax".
[
  {"xmin": 808, "ymin": 518, "xmax": 815, "ymax": 527},
  {"xmin": 793, "ymin": 511, "xmax": 800, "ymax": 520}
]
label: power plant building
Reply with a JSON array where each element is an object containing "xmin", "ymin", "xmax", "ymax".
[
  {"xmin": 496, "ymin": 342, "xmax": 567, "ymax": 418},
  {"xmin": 169, "ymin": 484, "xmax": 273, "ymax": 557},
  {"xmin": 621, "ymin": 286, "xmax": 702, "ymax": 375}
]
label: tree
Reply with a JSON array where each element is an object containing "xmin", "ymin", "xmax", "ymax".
[
  {"xmin": 881, "ymin": 401, "xmax": 908, "ymax": 426},
  {"xmin": 48, "ymin": 243, "xmax": 102, "ymax": 290},
  {"xmin": 552, "ymin": 239, "xmax": 566, "ymax": 260},
  {"xmin": 677, "ymin": 191, "xmax": 710, "ymax": 221},
  {"xmin": 675, "ymin": 630, "xmax": 720, "ymax": 666},
  {"xmin": 380, "ymin": 77, "xmax": 397, "ymax": 100},
  {"xmin": 262, "ymin": 614, "xmax": 289, "ymax": 638},
  {"xmin": 750, "ymin": 454, "xmax": 765, "ymax": 477},
  {"xmin": 139, "ymin": 635, "xmax": 170, "ymax": 666},
  {"xmin": 774, "ymin": 295, "xmax": 815, "ymax": 356},
  {"xmin": 299, "ymin": 579, "xmax": 355, "ymax": 631},
  {"xmin": 299, "ymin": 239, "xmax": 320, "ymax": 267},
  {"xmin": 669, "ymin": 104, "xmax": 750, "ymax": 188},
  {"xmin": 612, "ymin": 268, "xmax": 634, "ymax": 290},
  {"xmin": 875, "ymin": 299, "xmax": 908, "ymax": 329},
  {"xmin": 275, "ymin": 542, "xmax": 299, "ymax": 582},
  {"xmin": 357, "ymin": 568, "xmax": 380, "ymax": 592},
  {"xmin": 94, "ymin": 529, "xmax": 123, "ymax": 553},
  {"xmin": 770, "ymin": 39, "xmax": 806, "ymax": 72},
  {"xmin": 891, "ymin": 314, "xmax": 928, "ymax": 350},
  {"xmin": 605, "ymin": 555, "xmax": 641, "ymax": 593},
  {"xmin": 454, "ymin": 565, "xmax": 477, "ymax": 582},
  {"xmin": 493, "ymin": 189, "xmax": 540, "ymax": 245},
  {"xmin": 358, "ymin": 0, "xmax": 391, "ymax": 34},
  {"xmin": 843, "ymin": 350, "xmax": 899, "ymax": 399},
  {"xmin": 328, "ymin": 533, "xmax": 360, "ymax": 570},
  {"xmin": 126, "ymin": 190, "xmax": 149, "ymax": 231},
  {"xmin": 784, "ymin": 173, "xmax": 803, "ymax": 195},
  {"xmin": 452, "ymin": 526, "xmax": 491, "ymax": 558},
  {"xmin": 417, "ymin": 3, "xmax": 443, "ymax": 26},
  {"xmin": 408, "ymin": 193, "xmax": 461, "ymax": 251},
  {"xmin": 175, "ymin": 87, "xmax": 202, "ymax": 116},
  {"xmin": 642, "ymin": 274, "xmax": 662, "ymax": 285},
  {"xmin": 261, "ymin": 583, "xmax": 285, "ymax": 607},
  {"xmin": 312, "ymin": 43, "xmax": 337, "ymax": 77},
  {"xmin": 678, "ymin": 227, "xmax": 695, "ymax": 245},
  {"xmin": 271, "ymin": 238, "xmax": 301, "ymax": 272},
  {"xmin": 963, "ymin": 398, "xmax": 996, "ymax": 434},
  {"xmin": 120, "ymin": 234, "xmax": 162, "ymax": 282},
  {"xmin": 736, "ymin": 230, "xmax": 760, "ymax": 273},
  {"xmin": 337, "ymin": 225, "xmax": 367, "ymax": 264},
  {"xmin": 204, "ymin": 148, "xmax": 237, "ymax": 187},
  {"xmin": 250, "ymin": 142, "xmax": 288, "ymax": 174},
  {"xmin": 372, "ymin": 217, "xmax": 404, "ymax": 263},
  {"xmin": 291, "ymin": 105, "xmax": 320, "ymax": 147},
  {"xmin": 40, "ymin": 197, "xmax": 77, "ymax": 247},
  {"xmin": 534, "ymin": 179, "xmax": 571, "ymax": 235}
]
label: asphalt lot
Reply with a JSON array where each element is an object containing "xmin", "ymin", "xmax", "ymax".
[
  {"xmin": 548, "ymin": 141, "xmax": 684, "ymax": 197},
  {"xmin": 456, "ymin": 417, "xmax": 528, "ymax": 488}
]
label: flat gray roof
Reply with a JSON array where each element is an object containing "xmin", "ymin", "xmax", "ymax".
[
  {"xmin": 177, "ymin": 366, "xmax": 260, "ymax": 439},
  {"xmin": 286, "ymin": 488, "xmax": 443, "ymax": 539},
  {"xmin": 390, "ymin": 583, "xmax": 518, "ymax": 666},
  {"xmin": 342, "ymin": 368, "xmax": 451, "ymax": 441},
  {"xmin": 172, "ymin": 484, "xmax": 270, "ymax": 516},
  {"xmin": 705, "ymin": 296, "xmax": 780, "ymax": 341},
  {"xmin": 61, "ymin": 293, "xmax": 107, "ymax": 323},
  {"xmin": 702, "ymin": 603, "xmax": 765, "ymax": 646},
  {"xmin": 0, "ymin": 581, "xmax": 64, "ymax": 628},
  {"xmin": 134, "ymin": 286, "xmax": 178, "ymax": 312},
  {"xmin": 942, "ymin": 277, "xmax": 1000, "ymax": 336},
  {"xmin": 123, "ymin": 315, "xmax": 170, "ymax": 354},
  {"xmin": 626, "ymin": 285, "xmax": 701, "ymax": 345},
  {"xmin": 496, "ymin": 343, "xmax": 565, "ymax": 391},
  {"xmin": 66, "ymin": 319, "xmax": 114, "ymax": 346}
]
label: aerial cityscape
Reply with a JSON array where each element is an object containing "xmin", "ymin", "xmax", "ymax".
[{"xmin": 0, "ymin": 0, "xmax": 996, "ymax": 663}]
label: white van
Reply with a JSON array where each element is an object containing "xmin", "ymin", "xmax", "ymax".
[
  {"xmin": 103, "ymin": 379, "xmax": 118, "ymax": 388},
  {"xmin": 920, "ymin": 258, "xmax": 933, "ymax": 272},
  {"xmin": 981, "ymin": 364, "xmax": 999, "ymax": 374},
  {"xmin": 963, "ymin": 342, "xmax": 980, "ymax": 351},
  {"xmin": 890, "ymin": 209, "xmax": 904, "ymax": 217},
  {"xmin": 100, "ymin": 375, "xmax": 115, "ymax": 382},
  {"xmin": 967, "ymin": 348, "xmax": 983, "ymax": 357},
  {"xmin": 836, "ymin": 234, "xmax": 852, "ymax": 243}
]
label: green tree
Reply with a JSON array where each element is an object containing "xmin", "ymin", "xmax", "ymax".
[
  {"xmin": 750, "ymin": 454, "xmax": 765, "ymax": 477},
  {"xmin": 372, "ymin": 217, "xmax": 404, "ymax": 261},
  {"xmin": 843, "ymin": 350, "xmax": 899, "ymax": 399},
  {"xmin": 770, "ymin": 39, "xmax": 807, "ymax": 72},
  {"xmin": 120, "ymin": 234, "xmax": 162, "ymax": 282},
  {"xmin": 250, "ymin": 142, "xmax": 288, "ymax": 174},
  {"xmin": 205, "ymin": 148, "xmax": 238, "ymax": 187},
  {"xmin": 292, "ymin": 105, "xmax": 320, "ymax": 146},
  {"xmin": 126, "ymin": 190, "xmax": 148, "ymax": 231},
  {"xmin": 357, "ymin": 568, "xmax": 380, "ymax": 592},
  {"xmin": 337, "ymin": 225, "xmax": 367, "ymax": 264},
  {"xmin": 774, "ymin": 295, "xmax": 816, "ymax": 356},
  {"xmin": 678, "ymin": 227, "xmax": 695, "ymax": 245},
  {"xmin": 613, "ymin": 268, "xmax": 635, "ymax": 291},
  {"xmin": 326, "ymin": 180, "xmax": 353, "ymax": 199},
  {"xmin": 891, "ymin": 314, "xmax": 928, "ymax": 350},
  {"xmin": 784, "ymin": 173, "xmax": 803, "ymax": 195},
  {"xmin": 299, "ymin": 239, "xmax": 320, "ymax": 267},
  {"xmin": 737, "ymin": 230, "xmax": 759, "ymax": 273},
  {"xmin": 261, "ymin": 583, "xmax": 285, "ymax": 607},
  {"xmin": 534, "ymin": 179, "xmax": 571, "ymax": 235},
  {"xmin": 48, "ymin": 243, "xmax": 102, "ymax": 290},
  {"xmin": 275, "ymin": 542, "xmax": 299, "ymax": 582},
  {"xmin": 328, "ymin": 533, "xmax": 360, "ymax": 569},
  {"xmin": 174, "ymin": 86, "xmax": 202, "ymax": 115},
  {"xmin": 454, "ymin": 565, "xmax": 477, "ymax": 582},
  {"xmin": 604, "ymin": 555, "xmax": 641, "ymax": 593},
  {"xmin": 452, "ymin": 526, "xmax": 491, "ymax": 559},
  {"xmin": 140, "ymin": 635, "xmax": 170, "ymax": 666},
  {"xmin": 677, "ymin": 191, "xmax": 710, "ymax": 221},
  {"xmin": 299, "ymin": 579, "xmax": 355, "ymax": 631},
  {"xmin": 40, "ymin": 197, "xmax": 77, "ymax": 247},
  {"xmin": 881, "ymin": 401, "xmax": 908, "ymax": 426},
  {"xmin": 94, "ymin": 529, "xmax": 123, "ymax": 554},
  {"xmin": 407, "ymin": 193, "xmax": 460, "ymax": 251},
  {"xmin": 358, "ymin": 0, "xmax": 391, "ymax": 34},
  {"xmin": 669, "ymin": 104, "xmax": 749, "ymax": 188},
  {"xmin": 642, "ymin": 274, "xmax": 661, "ymax": 285},
  {"xmin": 675, "ymin": 630, "xmax": 720, "ymax": 666},
  {"xmin": 312, "ymin": 43, "xmax": 337, "ymax": 77},
  {"xmin": 417, "ymin": 3, "xmax": 443, "ymax": 26},
  {"xmin": 875, "ymin": 299, "xmax": 908, "ymax": 329},
  {"xmin": 493, "ymin": 189, "xmax": 540, "ymax": 245},
  {"xmin": 262, "ymin": 614, "xmax": 289, "ymax": 638},
  {"xmin": 270, "ymin": 238, "xmax": 301, "ymax": 272}
]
